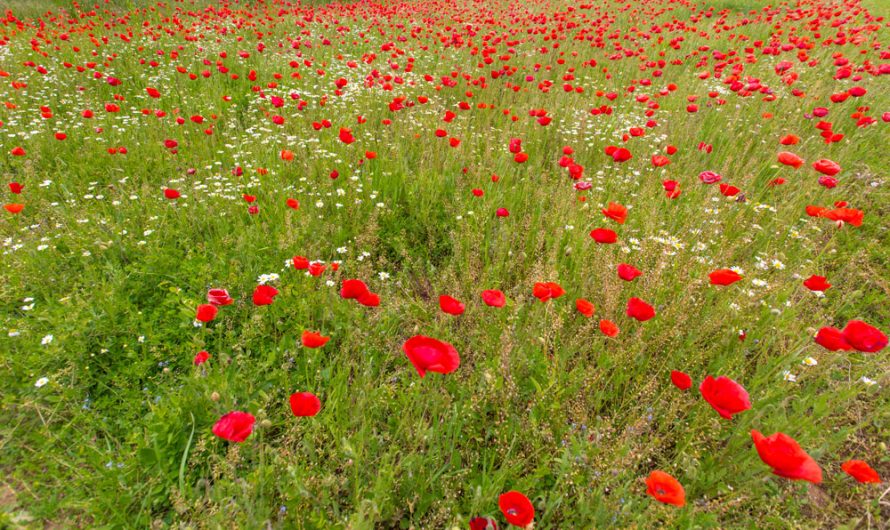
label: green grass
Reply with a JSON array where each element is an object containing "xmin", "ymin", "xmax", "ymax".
[{"xmin": 1, "ymin": 0, "xmax": 889, "ymax": 527}]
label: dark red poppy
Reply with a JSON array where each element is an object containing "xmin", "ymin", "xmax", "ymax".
[
  {"xmin": 498, "ymin": 491, "xmax": 534, "ymax": 527},
  {"xmin": 751, "ymin": 430, "xmax": 822, "ymax": 483},
  {"xmin": 212, "ymin": 411, "xmax": 255, "ymax": 443},
  {"xmin": 645, "ymin": 470, "xmax": 685, "ymax": 507},
  {"xmin": 402, "ymin": 335, "xmax": 460, "ymax": 378},
  {"xmin": 289, "ymin": 392, "xmax": 322, "ymax": 417}
]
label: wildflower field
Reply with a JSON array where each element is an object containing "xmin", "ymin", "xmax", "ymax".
[{"xmin": 1, "ymin": 0, "xmax": 889, "ymax": 527}]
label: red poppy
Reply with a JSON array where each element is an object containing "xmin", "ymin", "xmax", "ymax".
[
  {"xmin": 841, "ymin": 320, "xmax": 887, "ymax": 353},
  {"xmin": 812, "ymin": 159, "xmax": 841, "ymax": 176},
  {"xmin": 252, "ymin": 284, "xmax": 279, "ymax": 306},
  {"xmin": 698, "ymin": 171, "xmax": 722, "ymax": 184},
  {"xmin": 617, "ymin": 263, "xmax": 642, "ymax": 281},
  {"xmin": 599, "ymin": 319, "xmax": 619, "ymax": 337},
  {"xmin": 498, "ymin": 491, "xmax": 534, "ymax": 527},
  {"xmin": 8, "ymin": 182, "xmax": 22, "ymax": 194},
  {"xmin": 194, "ymin": 350, "xmax": 210, "ymax": 366},
  {"xmin": 212, "ymin": 411, "xmax": 255, "ymax": 443},
  {"xmin": 709, "ymin": 269, "xmax": 742, "ymax": 286},
  {"xmin": 777, "ymin": 151, "xmax": 804, "ymax": 169},
  {"xmin": 814, "ymin": 327, "xmax": 853, "ymax": 351},
  {"xmin": 575, "ymin": 298, "xmax": 595, "ymax": 317},
  {"xmin": 286, "ymin": 198, "xmax": 299, "ymax": 209},
  {"xmin": 341, "ymin": 279, "xmax": 370, "ymax": 299},
  {"xmin": 590, "ymin": 228, "xmax": 617, "ymax": 244},
  {"xmin": 645, "ymin": 470, "xmax": 685, "ymax": 507},
  {"xmin": 402, "ymin": 335, "xmax": 460, "ymax": 378},
  {"xmin": 439, "ymin": 295, "xmax": 465, "ymax": 315},
  {"xmin": 802, "ymin": 275, "xmax": 831, "ymax": 291},
  {"xmin": 751, "ymin": 430, "xmax": 822, "ymax": 483},
  {"xmin": 301, "ymin": 331, "xmax": 330, "ymax": 348},
  {"xmin": 532, "ymin": 282, "xmax": 565, "ymax": 302},
  {"xmin": 841, "ymin": 460, "xmax": 881, "ymax": 484},
  {"xmin": 196, "ymin": 304, "xmax": 218, "ymax": 323},
  {"xmin": 481, "ymin": 289, "xmax": 506, "ymax": 308},
  {"xmin": 469, "ymin": 516, "xmax": 499, "ymax": 530},
  {"xmin": 207, "ymin": 288, "xmax": 233, "ymax": 306},
  {"xmin": 289, "ymin": 392, "xmax": 322, "ymax": 417},
  {"xmin": 626, "ymin": 297, "xmax": 655, "ymax": 321},
  {"xmin": 699, "ymin": 376, "xmax": 750, "ymax": 419},
  {"xmin": 308, "ymin": 262, "xmax": 326, "ymax": 276},
  {"xmin": 357, "ymin": 292, "xmax": 381, "ymax": 307},
  {"xmin": 10, "ymin": 146, "xmax": 25, "ymax": 156},
  {"xmin": 292, "ymin": 256, "xmax": 309, "ymax": 270},
  {"xmin": 602, "ymin": 202, "xmax": 627, "ymax": 224},
  {"xmin": 4, "ymin": 203, "xmax": 24, "ymax": 214},
  {"xmin": 670, "ymin": 370, "xmax": 692, "ymax": 390},
  {"xmin": 164, "ymin": 188, "xmax": 180, "ymax": 199}
]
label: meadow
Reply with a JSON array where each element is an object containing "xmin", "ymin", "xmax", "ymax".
[{"xmin": 0, "ymin": 0, "xmax": 888, "ymax": 527}]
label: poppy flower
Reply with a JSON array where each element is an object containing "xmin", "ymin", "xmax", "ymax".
[
  {"xmin": 802, "ymin": 275, "xmax": 831, "ymax": 292},
  {"xmin": 293, "ymin": 256, "xmax": 310, "ymax": 270},
  {"xmin": 626, "ymin": 297, "xmax": 655, "ymax": 321},
  {"xmin": 602, "ymin": 202, "xmax": 627, "ymax": 224},
  {"xmin": 823, "ymin": 208, "xmax": 864, "ymax": 227},
  {"xmin": 812, "ymin": 159, "xmax": 841, "ymax": 176},
  {"xmin": 8, "ymin": 182, "xmax": 22, "ymax": 194},
  {"xmin": 572, "ymin": 298, "xmax": 594, "ymax": 318},
  {"xmin": 439, "ymin": 295, "xmax": 465, "ymax": 315},
  {"xmin": 498, "ymin": 491, "xmax": 534, "ymax": 527},
  {"xmin": 496, "ymin": 207, "xmax": 510, "ymax": 217},
  {"xmin": 196, "ymin": 304, "xmax": 218, "ymax": 322},
  {"xmin": 481, "ymin": 289, "xmax": 506, "ymax": 308},
  {"xmin": 308, "ymin": 262, "xmax": 326, "ymax": 276},
  {"xmin": 286, "ymin": 198, "xmax": 299, "ymax": 209},
  {"xmin": 338, "ymin": 127, "xmax": 355, "ymax": 144},
  {"xmin": 357, "ymin": 291, "xmax": 381, "ymax": 307},
  {"xmin": 777, "ymin": 151, "xmax": 804, "ymax": 169},
  {"xmin": 645, "ymin": 471, "xmax": 685, "ymax": 507},
  {"xmin": 289, "ymin": 392, "xmax": 322, "ymax": 417},
  {"xmin": 301, "ymin": 331, "xmax": 330, "ymax": 348},
  {"xmin": 207, "ymin": 288, "xmax": 234, "ymax": 306},
  {"xmin": 709, "ymin": 269, "xmax": 742, "ymax": 286},
  {"xmin": 841, "ymin": 320, "xmax": 887, "ymax": 353},
  {"xmin": 532, "ymin": 282, "xmax": 565, "ymax": 302},
  {"xmin": 719, "ymin": 183, "xmax": 741, "ymax": 197},
  {"xmin": 699, "ymin": 375, "xmax": 750, "ymax": 419},
  {"xmin": 469, "ymin": 516, "xmax": 499, "ymax": 530},
  {"xmin": 194, "ymin": 350, "xmax": 210, "ymax": 366},
  {"xmin": 341, "ymin": 279, "xmax": 370, "ymax": 299},
  {"xmin": 814, "ymin": 327, "xmax": 853, "ymax": 351},
  {"xmin": 252, "ymin": 284, "xmax": 279, "ymax": 306},
  {"xmin": 599, "ymin": 319, "xmax": 619, "ymax": 337},
  {"xmin": 590, "ymin": 228, "xmax": 617, "ymax": 244},
  {"xmin": 698, "ymin": 171, "xmax": 722, "ymax": 184},
  {"xmin": 402, "ymin": 335, "xmax": 460, "ymax": 378},
  {"xmin": 841, "ymin": 460, "xmax": 881, "ymax": 484},
  {"xmin": 4, "ymin": 203, "xmax": 24, "ymax": 214},
  {"xmin": 751, "ymin": 430, "xmax": 822, "ymax": 483},
  {"xmin": 212, "ymin": 411, "xmax": 255, "ymax": 443},
  {"xmin": 617, "ymin": 263, "xmax": 642, "ymax": 281},
  {"xmin": 163, "ymin": 188, "xmax": 180, "ymax": 199},
  {"xmin": 670, "ymin": 370, "xmax": 692, "ymax": 390}
]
